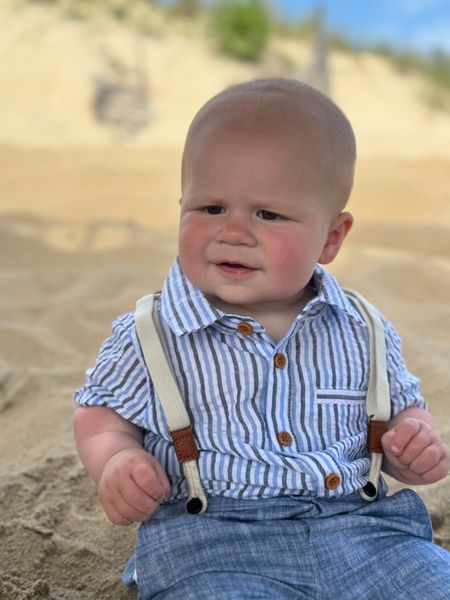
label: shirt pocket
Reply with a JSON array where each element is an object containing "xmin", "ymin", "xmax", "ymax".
[{"xmin": 315, "ymin": 388, "xmax": 367, "ymax": 449}]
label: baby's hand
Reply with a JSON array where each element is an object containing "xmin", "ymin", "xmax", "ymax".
[
  {"xmin": 98, "ymin": 448, "xmax": 170, "ymax": 526},
  {"xmin": 382, "ymin": 417, "xmax": 449, "ymax": 485}
]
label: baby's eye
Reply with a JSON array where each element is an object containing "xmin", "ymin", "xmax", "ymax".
[
  {"xmin": 258, "ymin": 209, "xmax": 281, "ymax": 221},
  {"xmin": 204, "ymin": 205, "xmax": 224, "ymax": 215}
]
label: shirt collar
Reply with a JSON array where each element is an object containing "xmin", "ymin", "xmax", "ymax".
[
  {"xmin": 160, "ymin": 258, "xmax": 222, "ymax": 335},
  {"xmin": 160, "ymin": 258, "xmax": 366, "ymax": 336},
  {"xmin": 307, "ymin": 265, "xmax": 367, "ymax": 326}
]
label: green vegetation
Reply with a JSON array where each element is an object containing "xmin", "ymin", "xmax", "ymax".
[
  {"xmin": 28, "ymin": 0, "xmax": 170, "ymax": 35},
  {"xmin": 211, "ymin": 0, "xmax": 271, "ymax": 61},
  {"xmin": 371, "ymin": 43, "xmax": 450, "ymax": 110},
  {"xmin": 270, "ymin": 14, "xmax": 314, "ymax": 42},
  {"xmin": 61, "ymin": 0, "xmax": 131, "ymax": 21}
]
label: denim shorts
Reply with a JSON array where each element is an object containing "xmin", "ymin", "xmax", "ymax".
[{"xmin": 122, "ymin": 489, "xmax": 450, "ymax": 599}]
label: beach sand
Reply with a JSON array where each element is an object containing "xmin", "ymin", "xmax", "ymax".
[
  {"xmin": 0, "ymin": 153, "xmax": 449, "ymax": 600},
  {"xmin": 0, "ymin": 2, "xmax": 449, "ymax": 598}
]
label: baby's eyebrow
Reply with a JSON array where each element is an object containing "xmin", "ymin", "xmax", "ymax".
[
  {"xmin": 189, "ymin": 194, "xmax": 291, "ymax": 210},
  {"xmin": 254, "ymin": 198, "xmax": 289, "ymax": 210},
  {"xmin": 195, "ymin": 194, "xmax": 226, "ymax": 204}
]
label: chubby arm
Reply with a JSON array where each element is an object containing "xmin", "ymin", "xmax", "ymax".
[
  {"xmin": 381, "ymin": 406, "xmax": 449, "ymax": 485},
  {"xmin": 73, "ymin": 406, "xmax": 170, "ymax": 525}
]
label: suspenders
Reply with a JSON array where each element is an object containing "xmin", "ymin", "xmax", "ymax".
[
  {"xmin": 135, "ymin": 293, "xmax": 208, "ymax": 514},
  {"xmin": 343, "ymin": 290, "xmax": 390, "ymax": 500},
  {"xmin": 134, "ymin": 290, "xmax": 390, "ymax": 513}
]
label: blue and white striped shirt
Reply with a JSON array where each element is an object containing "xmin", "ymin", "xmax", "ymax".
[{"xmin": 74, "ymin": 258, "xmax": 425, "ymax": 500}]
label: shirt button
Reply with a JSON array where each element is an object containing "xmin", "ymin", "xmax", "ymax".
[
  {"xmin": 277, "ymin": 431, "xmax": 293, "ymax": 446},
  {"xmin": 274, "ymin": 353, "xmax": 287, "ymax": 368},
  {"xmin": 325, "ymin": 473, "xmax": 341, "ymax": 490},
  {"xmin": 237, "ymin": 321, "xmax": 253, "ymax": 336}
]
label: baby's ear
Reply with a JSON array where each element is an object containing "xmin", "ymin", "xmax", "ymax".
[{"xmin": 318, "ymin": 212, "xmax": 353, "ymax": 265}]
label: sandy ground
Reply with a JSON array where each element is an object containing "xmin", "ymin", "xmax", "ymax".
[
  {"xmin": 1, "ymin": 1, "xmax": 450, "ymax": 598},
  {"xmin": 1, "ymin": 156, "xmax": 449, "ymax": 600}
]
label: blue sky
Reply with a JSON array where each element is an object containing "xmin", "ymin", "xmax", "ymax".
[{"xmin": 269, "ymin": 0, "xmax": 450, "ymax": 54}]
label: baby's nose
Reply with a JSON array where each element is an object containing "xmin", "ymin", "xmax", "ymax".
[{"xmin": 217, "ymin": 217, "xmax": 256, "ymax": 246}]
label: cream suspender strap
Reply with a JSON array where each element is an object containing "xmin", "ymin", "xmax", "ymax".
[
  {"xmin": 135, "ymin": 293, "xmax": 208, "ymax": 515},
  {"xmin": 344, "ymin": 289, "xmax": 391, "ymax": 501}
]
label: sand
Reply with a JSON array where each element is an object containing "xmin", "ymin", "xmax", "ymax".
[{"xmin": 0, "ymin": 1, "xmax": 449, "ymax": 598}]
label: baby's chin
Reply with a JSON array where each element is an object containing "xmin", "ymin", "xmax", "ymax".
[
  {"xmin": 203, "ymin": 289, "xmax": 260, "ymax": 314},
  {"xmin": 204, "ymin": 289, "xmax": 293, "ymax": 315}
]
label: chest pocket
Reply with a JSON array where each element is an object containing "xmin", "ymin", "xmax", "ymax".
[{"xmin": 315, "ymin": 388, "xmax": 367, "ymax": 448}]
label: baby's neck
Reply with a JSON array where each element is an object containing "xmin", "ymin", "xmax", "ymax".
[
  {"xmin": 210, "ymin": 287, "xmax": 316, "ymax": 345},
  {"xmin": 256, "ymin": 287, "xmax": 316, "ymax": 344}
]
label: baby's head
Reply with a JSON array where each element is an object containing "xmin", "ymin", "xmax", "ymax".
[
  {"xmin": 182, "ymin": 78, "xmax": 356, "ymax": 213},
  {"xmin": 178, "ymin": 78, "xmax": 356, "ymax": 316}
]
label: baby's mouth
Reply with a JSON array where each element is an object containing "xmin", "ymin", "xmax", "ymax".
[{"xmin": 216, "ymin": 262, "xmax": 256, "ymax": 275}]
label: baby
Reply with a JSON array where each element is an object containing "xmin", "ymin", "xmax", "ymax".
[{"xmin": 73, "ymin": 78, "xmax": 450, "ymax": 599}]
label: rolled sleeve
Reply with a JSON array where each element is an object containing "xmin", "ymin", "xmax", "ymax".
[
  {"xmin": 73, "ymin": 312, "xmax": 152, "ymax": 429},
  {"xmin": 383, "ymin": 318, "xmax": 426, "ymax": 416}
]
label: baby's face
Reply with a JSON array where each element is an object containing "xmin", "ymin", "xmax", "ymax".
[{"xmin": 179, "ymin": 128, "xmax": 339, "ymax": 316}]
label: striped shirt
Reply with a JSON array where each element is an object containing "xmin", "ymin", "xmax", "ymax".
[{"xmin": 74, "ymin": 258, "xmax": 425, "ymax": 501}]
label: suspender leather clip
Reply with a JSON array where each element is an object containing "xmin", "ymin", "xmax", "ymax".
[
  {"xmin": 367, "ymin": 419, "xmax": 388, "ymax": 454},
  {"xmin": 171, "ymin": 426, "xmax": 199, "ymax": 463}
]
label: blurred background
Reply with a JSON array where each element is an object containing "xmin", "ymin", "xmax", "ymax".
[
  {"xmin": 1, "ymin": 0, "xmax": 450, "ymax": 246},
  {"xmin": 1, "ymin": 3, "xmax": 450, "ymax": 597}
]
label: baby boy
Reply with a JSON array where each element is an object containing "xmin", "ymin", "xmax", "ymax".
[{"xmin": 73, "ymin": 78, "xmax": 450, "ymax": 599}]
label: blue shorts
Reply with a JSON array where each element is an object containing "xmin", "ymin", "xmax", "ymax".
[{"xmin": 123, "ymin": 489, "xmax": 450, "ymax": 599}]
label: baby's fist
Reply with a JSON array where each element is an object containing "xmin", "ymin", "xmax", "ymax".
[
  {"xmin": 99, "ymin": 449, "xmax": 170, "ymax": 525},
  {"xmin": 382, "ymin": 417, "xmax": 449, "ymax": 485}
]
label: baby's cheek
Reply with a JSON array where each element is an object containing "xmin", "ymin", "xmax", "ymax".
[
  {"xmin": 179, "ymin": 218, "xmax": 205, "ymax": 256},
  {"xmin": 179, "ymin": 227, "xmax": 201, "ymax": 274},
  {"xmin": 267, "ymin": 233, "xmax": 313, "ymax": 287},
  {"xmin": 269, "ymin": 234, "xmax": 303, "ymax": 269}
]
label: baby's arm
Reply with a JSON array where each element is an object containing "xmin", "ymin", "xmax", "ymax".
[
  {"xmin": 73, "ymin": 406, "xmax": 170, "ymax": 525},
  {"xmin": 382, "ymin": 406, "xmax": 449, "ymax": 485}
]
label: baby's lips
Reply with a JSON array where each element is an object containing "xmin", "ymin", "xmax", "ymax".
[{"xmin": 215, "ymin": 261, "xmax": 257, "ymax": 273}]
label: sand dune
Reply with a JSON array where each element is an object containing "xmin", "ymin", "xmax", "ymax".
[{"xmin": 1, "ymin": 0, "xmax": 450, "ymax": 156}]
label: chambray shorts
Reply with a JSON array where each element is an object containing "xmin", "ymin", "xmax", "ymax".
[{"xmin": 123, "ymin": 489, "xmax": 450, "ymax": 600}]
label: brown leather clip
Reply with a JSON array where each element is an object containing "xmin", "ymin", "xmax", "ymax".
[
  {"xmin": 367, "ymin": 420, "xmax": 388, "ymax": 453},
  {"xmin": 171, "ymin": 426, "xmax": 199, "ymax": 463}
]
